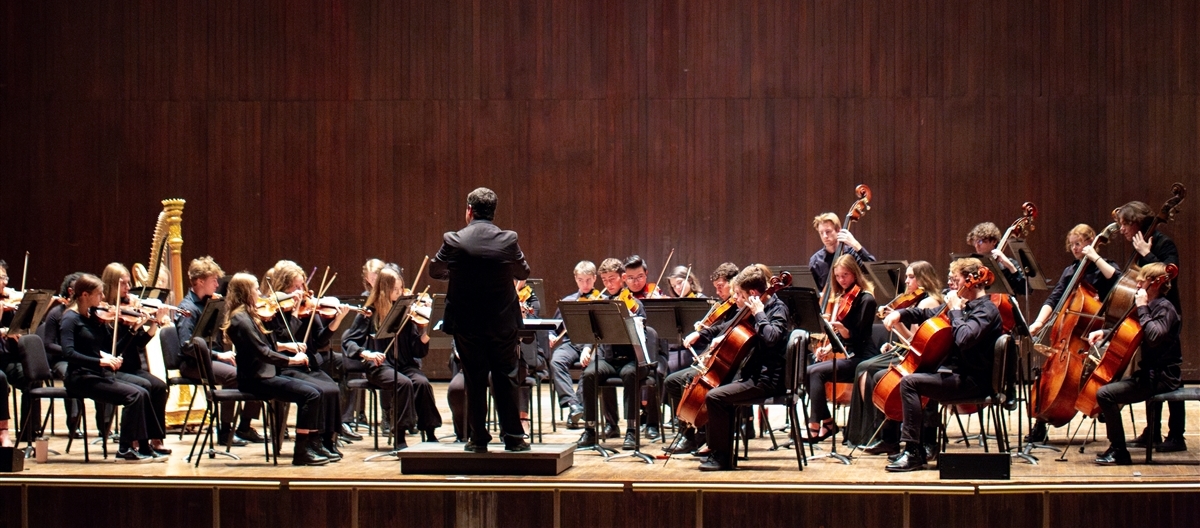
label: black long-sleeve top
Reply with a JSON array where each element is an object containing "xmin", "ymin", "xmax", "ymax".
[
  {"xmin": 1131, "ymin": 296, "xmax": 1182, "ymax": 389},
  {"xmin": 898, "ymin": 296, "xmax": 1002, "ymax": 382},
  {"xmin": 1000, "ymin": 256, "xmax": 1028, "ymax": 293},
  {"xmin": 60, "ymin": 309, "xmax": 146, "ymax": 381},
  {"xmin": 1043, "ymin": 258, "xmax": 1121, "ymax": 309},
  {"xmin": 831, "ymin": 290, "xmax": 879, "ymax": 360},
  {"xmin": 1137, "ymin": 232, "xmax": 1181, "ymax": 315},
  {"xmin": 226, "ymin": 311, "xmax": 291, "ymax": 382},
  {"xmin": 115, "ymin": 321, "xmax": 154, "ymax": 374},
  {"xmin": 695, "ymin": 302, "xmax": 739, "ymax": 351},
  {"xmin": 341, "ymin": 312, "xmax": 429, "ymax": 371},
  {"xmin": 809, "ymin": 246, "xmax": 876, "ymax": 291},
  {"xmin": 552, "ymin": 290, "xmax": 594, "ymax": 352},
  {"xmin": 733, "ymin": 295, "xmax": 791, "ymax": 387},
  {"xmin": 36, "ymin": 304, "xmax": 68, "ymax": 361},
  {"xmin": 265, "ymin": 310, "xmax": 334, "ymax": 371}
]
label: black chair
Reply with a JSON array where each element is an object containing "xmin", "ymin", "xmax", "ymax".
[
  {"xmin": 17, "ymin": 335, "xmax": 98, "ymax": 461},
  {"xmin": 158, "ymin": 326, "xmax": 204, "ymax": 440},
  {"xmin": 346, "ymin": 376, "xmax": 384, "ymax": 450},
  {"xmin": 186, "ymin": 337, "xmax": 275, "ymax": 467},
  {"xmin": 732, "ymin": 329, "xmax": 809, "ymax": 471},
  {"xmin": 938, "ymin": 334, "xmax": 1016, "ymax": 454},
  {"xmin": 1144, "ymin": 386, "xmax": 1200, "ymax": 463}
]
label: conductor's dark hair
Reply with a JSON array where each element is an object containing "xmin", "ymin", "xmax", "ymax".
[{"xmin": 467, "ymin": 187, "xmax": 498, "ymax": 221}]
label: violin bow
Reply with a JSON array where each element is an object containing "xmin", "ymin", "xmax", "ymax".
[
  {"xmin": 653, "ymin": 248, "xmax": 675, "ymax": 295},
  {"xmin": 300, "ymin": 267, "xmax": 331, "ymax": 348},
  {"xmin": 264, "ymin": 281, "xmax": 307, "ymax": 364},
  {"xmin": 20, "ymin": 251, "xmax": 29, "ymax": 291}
]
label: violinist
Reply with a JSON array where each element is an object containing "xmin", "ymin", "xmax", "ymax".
[
  {"xmin": 263, "ymin": 260, "xmax": 351, "ymax": 459},
  {"xmin": 1117, "ymin": 201, "xmax": 1185, "ymax": 452},
  {"xmin": 101, "ymin": 262, "xmax": 172, "ymax": 455},
  {"xmin": 663, "ymin": 262, "xmax": 739, "ymax": 455},
  {"xmin": 1, "ymin": 261, "xmax": 42, "ymax": 444},
  {"xmin": 664, "ymin": 266, "xmax": 704, "ymax": 299},
  {"xmin": 1090, "ymin": 262, "xmax": 1181, "ymax": 465},
  {"xmin": 577, "ymin": 258, "xmax": 657, "ymax": 450},
  {"xmin": 35, "ymin": 272, "xmax": 87, "ymax": 439},
  {"xmin": 805, "ymin": 254, "xmax": 880, "ymax": 443},
  {"xmin": 1023, "ymin": 225, "xmax": 1119, "ymax": 444},
  {"xmin": 697, "ymin": 265, "xmax": 790, "ymax": 471},
  {"xmin": 547, "ymin": 261, "xmax": 601, "ymax": 428},
  {"xmin": 341, "ymin": 267, "xmax": 440, "ymax": 449},
  {"xmin": 176, "ymin": 256, "xmax": 263, "ymax": 446},
  {"xmin": 881, "ymin": 258, "xmax": 1004, "ymax": 472},
  {"xmin": 809, "ymin": 212, "xmax": 876, "ymax": 290},
  {"xmin": 622, "ymin": 255, "xmax": 659, "ymax": 299},
  {"xmin": 0, "ymin": 263, "xmax": 11, "ymax": 447},
  {"xmin": 361, "ymin": 258, "xmax": 386, "ymax": 295},
  {"xmin": 60, "ymin": 274, "xmax": 164, "ymax": 462},
  {"xmin": 221, "ymin": 273, "xmax": 330, "ymax": 466},
  {"xmin": 848, "ymin": 261, "xmax": 943, "ymax": 454},
  {"xmin": 622, "ymin": 255, "xmax": 667, "ymax": 439},
  {"xmin": 967, "ymin": 222, "xmax": 1028, "ymax": 293}
]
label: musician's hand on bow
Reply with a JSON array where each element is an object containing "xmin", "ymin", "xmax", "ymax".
[
  {"xmin": 580, "ymin": 346, "xmax": 594, "ymax": 368},
  {"xmin": 1086, "ymin": 329, "xmax": 1105, "ymax": 346},
  {"xmin": 830, "ymin": 320, "xmax": 848, "ymax": 339},
  {"xmin": 363, "ymin": 350, "xmax": 386, "ymax": 367},
  {"xmin": 289, "ymin": 352, "xmax": 309, "ymax": 366},
  {"xmin": 882, "ymin": 310, "xmax": 902, "ymax": 332},
  {"xmin": 216, "ymin": 351, "xmax": 237, "ymax": 366},
  {"xmin": 100, "ymin": 351, "xmax": 121, "ymax": 370},
  {"xmin": 683, "ymin": 331, "xmax": 700, "ymax": 349}
]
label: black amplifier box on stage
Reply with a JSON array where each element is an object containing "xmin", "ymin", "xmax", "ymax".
[
  {"xmin": 0, "ymin": 447, "xmax": 24, "ymax": 473},
  {"xmin": 938, "ymin": 453, "xmax": 1010, "ymax": 480}
]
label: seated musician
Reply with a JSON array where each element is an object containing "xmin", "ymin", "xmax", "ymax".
[
  {"xmin": 1, "ymin": 261, "xmax": 49, "ymax": 445},
  {"xmin": 1117, "ymin": 200, "xmax": 1185, "ymax": 452},
  {"xmin": 881, "ymin": 257, "xmax": 1004, "ymax": 472},
  {"xmin": 805, "ymin": 254, "xmax": 879, "ymax": 443},
  {"xmin": 848, "ymin": 261, "xmax": 943, "ymax": 455},
  {"xmin": 36, "ymin": 272, "xmax": 87, "ymax": 439},
  {"xmin": 663, "ymin": 262, "xmax": 740, "ymax": 455},
  {"xmin": 547, "ymin": 261, "xmax": 600, "ymax": 428},
  {"xmin": 341, "ymin": 267, "xmax": 440, "ymax": 448},
  {"xmin": 967, "ymin": 222, "xmax": 1028, "ymax": 293},
  {"xmin": 577, "ymin": 258, "xmax": 657, "ymax": 450},
  {"xmin": 1023, "ymin": 224, "xmax": 1119, "ymax": 444},
  {"xmin": 221, "ymin": 273, "xmax": 330, "ymax": 466},
  {"xmin": 177, "ymin": 256, "xmax": 264, "ymax": 446},
  {"xmin": 698, "ymin": 265, "xmax": 790, "ymax": 471},
  {"xmin": 515, "ymin": 278, "xmax": 545, "ymax": 432},
  {"xmin": 1090, "ymin": 262, "xmax": 1181, "ymax": 465},
  {"xmin": 263, "ymin": 260, "xmax": 351, "ymax": 461},
  {"xmin": 622, "ymin": 255, "xmax": 660, "ymax": 299},
  {"xmin": 809, "ymin": 212, "xmax": 876, "ymax": 290}
]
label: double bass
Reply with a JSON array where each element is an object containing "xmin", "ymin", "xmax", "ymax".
[
  {"xmin": 986, "ymin": 202, "xmax": 1037, "ymax": 333},
  {"xmin": 872, "ymin": 265, "xmax": 995, "ymax": 421},
  {"xmin": 675, "ymin": 271, "xmax": 792, "ymax": 428},
  {"xmin": 817, "ymin": 185, "xmax": 872, "ymax": 311}
]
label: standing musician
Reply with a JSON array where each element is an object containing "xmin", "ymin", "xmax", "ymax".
[
  {"xmin": 697, "ymin": 265, "xmax": 790, "ymax": 471},
  {"xmin": 967, "ymin": 222, "xmax": 1028, "ymax": 293},
  {"xmin": 176, "ymin": 257, "xmax": 264, "ymax": 446},
  {"xmin": 429, "ymin": 187, "xmax": 531, "ymax": 453},
  {"xmin": 101, "ymin": 262, "xmax": 172, "ymax": 455},
  {"xmin": 1116, "ymin": 200, "xmax": 1186, "ymax": 452},
  {"xmin": 848, "ymin": 261, "xmax": 943, "ymax": 454},
  {"xmin": 263, "ymin": 260, "xmax": 351, "ymax": 461},
  {"xmin": 805, "ymin": 254, "xmax": 880, "ymax": 442},
  {"xmin": 547, "ymin": 261, "xmax": 601, "ymax": 429},
  {"xmin": 809, "ymin": 212, "xmax": 876, "ymax": 290},
  {"xmin": 221, "ymin": 273, "xmax": 330, "ymax": 466},
  {"xmin": 663, "ymin": 262, "xmax": 740, "ymax": 455},
  {"xmin": 1090, "ymin": 263, "xmax": 1181, "ymax": 465},
  {"xmin": 341, "ymin": 267, "xmax": 440, "ymax": 449},
  {"xmin": 881, "ymin": 258, "xmax": 1004, "ymax": 472},
  {"xmin": 1023, "ymin": 225, "xmax": 1120, "ymax": 443},
  {"xmin": 60, "ymin": 274, "xmax": 164, "ymax": 462},
  {"xmin": 36, "ymin": 272, "xmax": 87, "ymax": 439},
  {"xmin": 577, "ymin": 257, "xmax": 657, "ymax": 450}
]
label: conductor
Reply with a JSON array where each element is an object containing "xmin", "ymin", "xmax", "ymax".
[{"xmin": 430, "ymin": 187, "xmax": 532, "ymax": 452}]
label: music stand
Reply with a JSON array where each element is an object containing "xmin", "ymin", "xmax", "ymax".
[
  {"xmin": 4, "ymin": 290, "xmax": 54, "ymax": 338},
  {"xmin": 191, "ymin": 298, "xmax": 227, "ymax": 344},
  {"xmin": 642, "ymin": 298, "xmax": 712, "ymax": 347},
  {"xmin": 426, "ymin": 295, "xmax": 452, "ymax": 349},
  {"xmin": 774, "ymin": 287, "xmax": 851, "ymax": 464},
  {"xmin": 559, "ymin": 300, "xmax": 654, "ymax": 463},
  {"xmin": 1006, "ymin": 240, "xmax": 1050, "ymax": 291},
  {"xmin": 364, "ymin": 295, "xmax": 417, "ymax": 462},
  {"xmin": 864, "ymin": 261, "xmax": 909, "ymax": 302},
  {"xmin": 767, "ymin": 265, "xmax": 819, "ymax": 292},
  {"xmin": 951, "ymin": 253, "xmax": 1017, "ymax": 298}
]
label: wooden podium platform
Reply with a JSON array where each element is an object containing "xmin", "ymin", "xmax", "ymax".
[{"xmin": 396, "ymin": 443, "xmax": 575, "ymax": 476}]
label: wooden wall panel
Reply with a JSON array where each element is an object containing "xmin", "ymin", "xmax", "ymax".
[
  {"xmin": 27, "ymin": 485, "xmax": 213, "ymax": 528},
  {"xmin": 2, "ymin": 0, "xmax": 1199, "ymax": 374}
]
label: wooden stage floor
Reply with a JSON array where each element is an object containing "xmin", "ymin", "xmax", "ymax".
[{"xmin": 4, "ymin": 381, "xmax": 1200, "ymax": 528}]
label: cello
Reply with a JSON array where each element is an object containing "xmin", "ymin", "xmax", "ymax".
[
  {"xmin": 675, "ymin": 271, "xmax": 792, "ymax": 428},
  {"xmin": 872, "ymin": 265, "xmax": 995, "ymax": 421}
]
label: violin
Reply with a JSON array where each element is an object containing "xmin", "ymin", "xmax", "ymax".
[
  {"xmin": 694, "ymin": 297, "xmax": 735, "ymax": 332},
  {"xmin": 135, "ymin": 297, "xmax": 193, "ymax": 319},
  {"xmin": 876, "ymin": 287, "xmax": 927, "ymax": 319},
  {"xmin": 0, "ymin": 287, "xmax": 21, "ymax": 312},
  {"xmin": 615, "ymin": 288, "xmax": 640, "ymax": 315},
  {"xmin": 91, "ymin": 302, "xmax": 152, "ymax": 327},
  {"xmin": 408, "ymin": 292, "xmax": 432, "ymax": 326},
  {"xmin": 518, "ymin": 284, "xmax": 536, "ymax": 317}
]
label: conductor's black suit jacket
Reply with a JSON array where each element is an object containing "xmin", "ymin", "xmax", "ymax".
[{"xmin": 429, "ymin": 219, "xmax": 531, "ymax": 337}]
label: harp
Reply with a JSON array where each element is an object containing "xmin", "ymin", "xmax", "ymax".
[{"xmin": 132, "ymin": 199, "xmax": 186, "ymax": 303}]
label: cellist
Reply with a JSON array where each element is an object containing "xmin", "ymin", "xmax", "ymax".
[
  {"xmin": 881, "ymin": 258, "xmax": 1004, "ymax": 472},
  {"xmin": 1116, "ymin": 201, "xmax": 1186, "ymax": 452},
  {"xmin": 808, "ymin": 212, "xmax": 876, "ymax": 290},
  {"xmin": 1090, "ymin": 262, "xmax": 1181, "ymax": 465},
  {"xmin": 697, "ymin": 265, "xmax": 790, "ymax": 471},
  {"xmin": 1023, "ymin": 224, "xmax": 1120, "ymax": 443}
]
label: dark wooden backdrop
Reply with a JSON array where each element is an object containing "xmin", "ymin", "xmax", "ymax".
[{"xmin": 1, "ymin": 0, "xmax": 1197, "ymax": 374}]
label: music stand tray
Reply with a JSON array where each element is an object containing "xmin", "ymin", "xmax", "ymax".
[
  {"xmin": 5, "ymin": 290, "xmax": 54, "ymax": 338},
  {"xmin": 864, "ymin": 261, "xmax": 909, "ymax": 302},
  {"xmin": 376, "ymin": 295, "xmax": 416, "ymax": 341},
  {"xmin": 641, "ymin": 298, "xmax": 712, "ymax": 346},
  {"xmin": 1006, "ymin": 240, "xmax": 1050, "ymax": 291},
  {"xmin": 767, "ymin": 265, "xmax": 819, "ymax": 292}
]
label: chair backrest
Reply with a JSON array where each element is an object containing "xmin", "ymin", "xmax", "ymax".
[
  {"xmin": 190, "ymin": 337, "xmax": 219, "ymax": 396},
  {"xmin": 18, "ymin": 334, "xmax": 52, "ymax": 383},
  {"xmin": 785, "ymin": 329, "xmax": 810, "ymax": 395},
  {"xmin": 991, "ymin": 334, "xmax": 1013, "ymax": 400},
  {"xmin": 159, "ymin": 325, "xmax": 183, "ymax": 370}
]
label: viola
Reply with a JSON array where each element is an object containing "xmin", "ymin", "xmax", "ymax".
[{"xmin": 876, "ymin": 287, "xmax": 927, "ymax": 319}]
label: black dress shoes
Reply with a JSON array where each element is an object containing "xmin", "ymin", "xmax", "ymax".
[
  {"xmin": 566, "ymin": 404, "xmax": 585, "ymax": 429},
  {"xmin": 464, "ymin": 440, "xmax": 488, "ymax": 453},
  {"xmin": 664, "ymin": 437, "xmax": 699, "ymax": 455},
  {"xmin": 236, "ymin": 427, "xmax": 266, "ymax": 444},
  {"xmin": 698, "ymin": 455, "xmax": 731, "ymax": 471},
  {"xmin": 622, "ymin": 431, "xmax": 638, "ymax": 451},
  {"xmin": 864, "ymin": 441, "xmax": 901, "ymax": 456},
  {"xmin": 1095, "ymin": 446, "xmax": 1132, "ymax": 465},
  {"xmin": 339, "ymin": 423, "xmax": 364, "ymax": 441},
  {"xmin": 602, "ymin": 424, "xmax": 621, "ymax": 439},
  {"xmin": 1156, "ymin": 436, "xmax": 1187, "ymax": 453},
  {"xmin": 645, "ymin": 426, "xmax": 661, "ymax": 441},
  {"xmin": 1024, "ymin": 421, "xmax": 1048, "ymax": 444},
  {"xmin": 505, "ymin": 439, "xmax": 531, "ymax": 452},
  {"xmin": 885, "ymin": 446, "xmax": 927, "ymax": 472},
  {"xmin": 577, "ymin": 428, "xmax": 598, "ymax": 448}
]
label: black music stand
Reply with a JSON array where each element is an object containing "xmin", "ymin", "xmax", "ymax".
[
  {"xmin": 864, "ymin": 261, "xmax": 909, "ymax": 302},
  {"xmin": 4, "ymin": 290, "xmax": 54, "ymax": 338},
  {"xmin": 767, "ymin": 265, "xmax": 819, "ymax": 292},
  {"xmin": 559, "ymin": 300, "xmax": 654, "ymax": 463},
  {"xmin": 364, "ymin": 295, "xmax": 416, "ymax": 462},
  {"xmin": 191, "ymin": 298, "xmax": 227, "ymax": 344},
  {"xmin": 642, "ymin": 297, "xmax": 712, "ymax": 351},
  {"xmin": 775, "ymin": 287, "xmax": 851, "ymax": 464},
  {"xmin": 426, "ymin": 295, "xmax": 452, "ymax": 349}
]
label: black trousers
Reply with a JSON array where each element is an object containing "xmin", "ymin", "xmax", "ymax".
[
  {"xmin": 1098, "ymin": 375, "xmax": 1176, "ymax": 449},
  {"xmin": 281, "ymin": 368, "xmax": 341, "ymax": 435},
  {"xmin": 369, "ymin": 365, "xmax": 442, "ymax": 432},
  {"xmin": 1145, "ymin": 400, "xmax": 1186, "ymax": 439},
  {"xmin": 114, "ymin": 370, "xmax": 168, "ymax": 440},
  {"xmin": 2, "ymin": 360, "xmax": 41, "ymax": 442},
  {"xmin": 456, "ymin": 331, "xmax": 523, "ymax": 445},
  {"xmin": 67, "ymin": 372, "xmax": 161, "ymax": 447},
  {"xmin": 181, "ymin": 360, "xmax": 261, "ymax": 431},
  {"xmin": 898, "ymin": 371, "xmax": 986, "ymax": 444},
  {"xmin": 807, "ymin": 357, "xmax": 860, "ymax": 423},
  {"xmin": 706, "ymin": 378, "xmax": 779, "ymax": 467},
  {"xmin": 581, "ymin": 357, "xmax": 642, "ymax": 423},
  {"xmin": 240, "ymin": 375, "xmax": 323, "ymax": 431}
]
